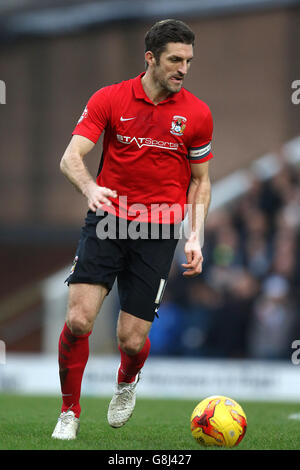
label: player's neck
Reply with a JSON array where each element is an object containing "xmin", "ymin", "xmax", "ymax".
[{"xmin": 141, "ymin": 71, "xmax": 171, "ymax": 105}]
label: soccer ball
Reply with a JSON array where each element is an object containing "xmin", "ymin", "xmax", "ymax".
[{"xmin": 190, "ymin": 395, "xmax": 247, "ymax": 447}]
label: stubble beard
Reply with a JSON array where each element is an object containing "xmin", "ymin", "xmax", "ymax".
[
  {"xmin": 161, "ymin": 77, "xmax": 182, "ymax": 94},
  {"xmin": 154, "ymin": 69, "xmax": 183, "ymax": 95}
]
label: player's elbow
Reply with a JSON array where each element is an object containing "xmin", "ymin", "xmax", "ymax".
[
  {"xmin": 60, "ymin": 150, "xmax": 74, "ymax": 176},
  {"xmin": 190, "ymin": 174, "xmax": 211, "ymax": 190},
  {"xmin": 59, "ymin": 155, "xmax": 68, "ymax": 175}
]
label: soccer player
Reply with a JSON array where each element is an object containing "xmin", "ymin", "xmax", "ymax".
[{"xmin": 52, "ymin": 19, "xmax": 213, "ymax": 440}]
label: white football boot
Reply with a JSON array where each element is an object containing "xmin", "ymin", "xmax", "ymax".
[
  {"xmin": 107, "ymin": 371, "xmax": 140, "ymax": 428},
  {"xmin": 51, "ymin": 410, "xmax": 80, "ymax": 440}
]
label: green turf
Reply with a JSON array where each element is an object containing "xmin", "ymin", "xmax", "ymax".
[{"xmin": 1, "ymin": 394, "xmax": 300, "ymax": 450}]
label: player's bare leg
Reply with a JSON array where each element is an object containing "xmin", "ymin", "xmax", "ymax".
[
  {"xmin": 52, "ymin": 283, "xmax": 108, "ymax": 440},
  {"xmin": 66, "ymin": 283, "xmax": 108, "ymax": 334},
  {"xmin": 107, "ymin": 311, "xmax": 152, "ymax": 428}
]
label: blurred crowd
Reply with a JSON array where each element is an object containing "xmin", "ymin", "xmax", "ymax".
[{"xmin": 149, "ymin": 159, "xmax": 300, "ymax": 360}]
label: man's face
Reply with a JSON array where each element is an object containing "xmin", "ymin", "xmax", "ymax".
[{"xmin": 150, "ymin": 42, "xmax": 194, "ymax": 94}]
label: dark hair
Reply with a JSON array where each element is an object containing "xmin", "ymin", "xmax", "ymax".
[{"xmin": 145, "ymin": 19, "xmax": 195, "ymax": 64}]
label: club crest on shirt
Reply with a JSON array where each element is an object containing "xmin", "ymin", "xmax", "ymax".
[{"xmin": 170, "ymin": 115, "xmax": 187, "ymax": 136}]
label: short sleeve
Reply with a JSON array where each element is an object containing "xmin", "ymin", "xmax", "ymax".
[
  {"xmin": 188, "ymin": 107, "xmax": 213, "ymax": 163},
  {"xmin": 72, "ymin": 87, "xmax": 111, "ymax": 144}
]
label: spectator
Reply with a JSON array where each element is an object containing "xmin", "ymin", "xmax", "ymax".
[
  {"xmin": 152, "ymin": 158, "xmax": 300, "ymax": 360},
  {"xmin": 246, "ymin": 275, "xmax": 297, "ymax": 359}
]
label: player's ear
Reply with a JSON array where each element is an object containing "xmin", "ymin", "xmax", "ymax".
[{"xmin": 144, "ymin": 50, "xmax": 156, "ymax": 68}]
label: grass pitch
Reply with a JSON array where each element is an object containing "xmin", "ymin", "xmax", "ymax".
[{"xmin": 1, "ymin": 394, "xmax": 300, "ymax": 450}]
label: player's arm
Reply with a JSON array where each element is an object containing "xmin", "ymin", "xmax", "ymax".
[
  {"xmin": 182, "ymin": 161, "xmax": 211, "ymax": 277},
  {"xmin": 60, "ymin": 134, "xmax": 117, "ymax": 212}
]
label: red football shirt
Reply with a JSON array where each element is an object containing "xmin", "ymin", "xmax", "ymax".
[{"xmin": 73, "ymin": 72, "xmax": 213, "ymax": 223}]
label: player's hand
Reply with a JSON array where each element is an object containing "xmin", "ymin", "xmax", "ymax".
[
  {"xmin": 84, "ymin": 182, "xmax": 117, "ymax": 212},
  {"xmin": 182, "ymin": 232, "xmax": 203, "ymax": 278}
]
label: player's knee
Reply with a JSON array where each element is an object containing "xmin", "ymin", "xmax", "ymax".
[
  {"xmin": 67, "ymin": 306, "xmax": 93, "ymax": 336},
  {"xmin": 118, "ymin": 334, "xmax": 144, "ymax": 356}
]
